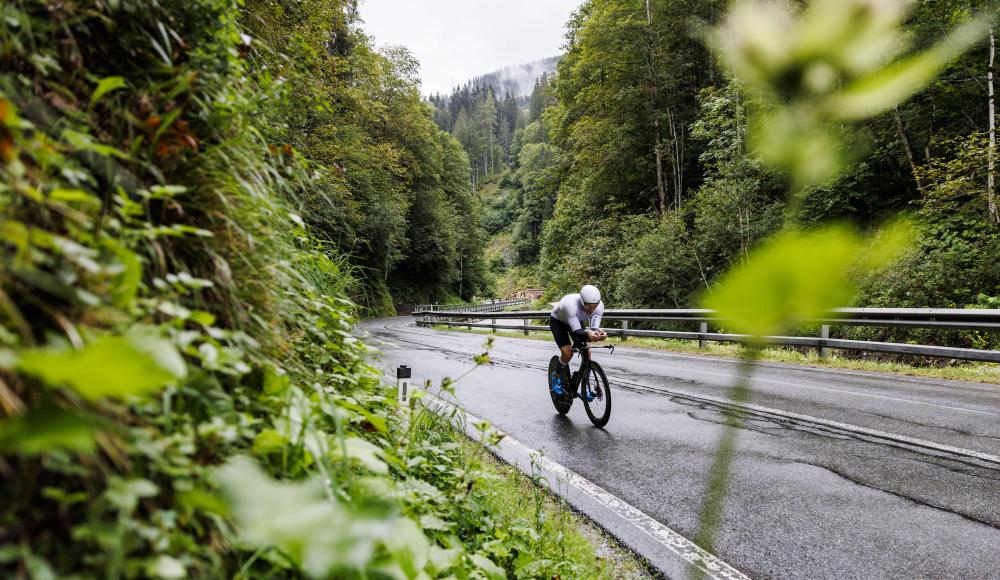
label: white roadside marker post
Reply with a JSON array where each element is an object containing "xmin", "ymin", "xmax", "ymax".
[{"xmin": 396, "ymin": 365, "xmax": 411, "ymax": 406}]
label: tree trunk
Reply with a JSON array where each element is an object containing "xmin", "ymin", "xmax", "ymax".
[
  {"xmin": 667, "ymin": 109, "xmax": 683, "ymax": 210},
  {"xmin": 676, "ymin": 118, "xmax": 684, "ymax": 209},
  {"xmin": 989, "ymin": 27, "xmax": 997, "ymax": 224},
  {"xmin": 894, "ymin": 106, "xmax": 924, "ymax": 196},
  {"xmin": 653, "ymin": 122, "xmax": 667, "ymax": 214},
  {"xmin": 644, "ymin": 0, "xmax": 668, "ymax": 214}
]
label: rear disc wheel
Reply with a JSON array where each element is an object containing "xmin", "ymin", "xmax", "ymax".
[{"xmin": 547, "ymin": 356, "xmax": 573, "ymax": 415}]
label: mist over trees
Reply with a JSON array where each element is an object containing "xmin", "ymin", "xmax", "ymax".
[{"xmin": 428, "ymin": 58, "xmax": 558, "ymax": 190}]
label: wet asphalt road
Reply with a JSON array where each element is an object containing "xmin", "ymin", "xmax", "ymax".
[{"xmin": 360, "ymin": 318, "xmax": 1000, "ymax": 579}]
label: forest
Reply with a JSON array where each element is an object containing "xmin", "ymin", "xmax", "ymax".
[
  {"xmin": 470, "ymin": 0, "xmax": 1000, "ymax": 336},
  {"xmin": 1, "ymin": 0, "xmax": 997, "ymax": 577}
]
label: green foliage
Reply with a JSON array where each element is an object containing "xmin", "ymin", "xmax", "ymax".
[
  {"xmin": 0, "ymin": 0, "xmax": 589, "ymax": 577},
  {"xmin": 482, "ymin": 181, "xmax": 522, "ymax": 235},
  {"xmin": 712, "ymin": 0, "xmax": 989, "ymax": 193},
  {"xmin": 612, "ymin": 214, "xmax": 697, "ymax": 307},
  {"xmin": 241, "ymin": 0, "xmax": 488, "ymax": 311},
  {"xmin": 215, "ymin": 456, "xmax": 430, "ymax": 578},
  {"xmin": 16, "ymin": 333, "xmax": 186, "ymax": 401},
  {"xmin": 704, "ymin": 223, "xmax": 913, "ymax": 337}
]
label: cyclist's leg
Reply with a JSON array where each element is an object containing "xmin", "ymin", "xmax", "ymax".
[
  {"xmin": 570, "ymin": 342, "xmax": 586, "ymax": 397},
  {"xmin": 548, "ymin": 317, "xmax": 573, "ymax": 393}
]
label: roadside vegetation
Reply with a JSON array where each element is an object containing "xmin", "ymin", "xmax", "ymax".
[{"xmin": 0, "ymin": 0, "xmax": 644, "ymax": 577}]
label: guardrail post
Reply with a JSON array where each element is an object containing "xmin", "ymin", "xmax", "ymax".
[
  {"xmin": 699, "ymin": 322, "xmax": 708, "ymax": 349},
  {"xmin": 524, "ymin": 318, "xmax": 529, "ymax": 336},
  {"xmin": 621, "ymin": 320, "xmax": 629, "ymax": 341},
  {"xmin": 491, "ymin": 318, "xmax": 496, "ymax": 333},
  {"xmin": 819, "ymin": 325, "xmax": 830, "ymax": 359}
]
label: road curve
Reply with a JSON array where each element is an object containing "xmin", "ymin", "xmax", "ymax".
[{"xmin": 360, "ymin": 318, "xmax": 1000, "ymax": 579}]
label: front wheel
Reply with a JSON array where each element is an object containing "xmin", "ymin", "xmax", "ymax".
[
  {"xmin": 548, "ymin": 356, "xmax": 573, "ymax": 415},
  {"xmin": 582, "ymin": 361, "xmax": 611, "ymax": 427}
]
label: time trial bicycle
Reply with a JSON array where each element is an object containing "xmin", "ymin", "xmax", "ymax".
[{"xmin": 547, "ymin": 341, "xmax": 614, "ymax": 427}]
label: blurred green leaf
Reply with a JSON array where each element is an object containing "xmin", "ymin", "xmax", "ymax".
[
  {"xmin": 49, "ymin": 188, "xmax": 100, "ymax": 205},
  {"xmin": 336, "ymin": 399, "xmax": 387, "ymax": 434},
  {"xmin": 470, "ymin": 553, "xmax": 506, "ymax": 580},
  {"xmin": 145, "ymin": 555, "xmax": 186, "ymax": 579},
  {"xmin": 61, "ymin": 129, "xmax": 128, "ymax": 160},
  {"xmin": 187, "ymin": 311, "xmax": 216, "ymax": 326},
  {"xmin": 330, "ymin": 437, "xmax": 388, "ymax": 475},
  {"xmin": 41, "ymin": 486, "xmax": 89, "ymax": 508},
  {"xmin": 419, "ymin": 513, "xmax": 452, "ymax": 531},
  {"xmin": 380, "ymin": 517, "xmax": 430, "ymax": 578},
  {"xmin": 827, "ymin": 20, "xmax": 988, "ymax": 120},
  {"xmin": 856, "ymin": 218, "xmax": 916, "ymax": 271},
  {"xmin": 214, "ymin": 456, "xmax": 429, "ymax": 578},
  {"xmin": 427, "ymin": 546, "xmax": 462, "ymax": 576},
  {"xmin": 0, "ymin": 405, "xmax": 96, "ymax": 455},
  {"xmin": 89, "ymin": 76, "xmax": 127, "ymax": 108},
  {"xmin": 703, "ymin": 224, "xmax": 910, "ymax": 336},
  {"xmin": 252, "ymin": 429, "xmax": 287, "ymax": 455},
  {"xmin": 107, "ymin": 240, "xmax": 142, "ymax": 309},
  {"xmin": 106, "ymin": 477, "xmax": 159, "ymax": 512},
  {"xmin": 753, "ymin": 111, "xmax": 846, "ymax": 188},
  {"xmin": 152, "ymin": 108, "xmax": 182, "ymax": 146},
  {"xmin": 176, "ymin": 488, "xmax": 228, "ymax": 517},
  {"xmin": 263, "ymin": 365, "xmax": 291, "ymax": 395},
  {"xmin": 17, "ymin": 332, "xmax": 186, "ymax": 400},
  {"xmin": 24, "ymin": 552, "xmax": 56, "ymax": 580}
]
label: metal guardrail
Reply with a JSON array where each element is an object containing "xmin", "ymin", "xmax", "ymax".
[
  {"xmin": 413, "ymin": 308, "xmax": 1000, "ymax": 363},
  {"xmin": 413, "ymin": 298, "xmax": 531, "ymax": 314}
]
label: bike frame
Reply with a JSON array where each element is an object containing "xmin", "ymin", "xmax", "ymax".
[{"xmin": 571, "ymin": 342, "xmax": 614, "ymax": 389}]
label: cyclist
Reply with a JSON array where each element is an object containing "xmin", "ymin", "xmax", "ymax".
[{"xmin": 549, "ymin": 284, "xmax": 607, "ymax": 396}]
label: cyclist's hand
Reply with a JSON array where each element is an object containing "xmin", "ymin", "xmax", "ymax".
[{"xmin": 588, "ymin": 329, "xmax": 607, "ymax": 341}]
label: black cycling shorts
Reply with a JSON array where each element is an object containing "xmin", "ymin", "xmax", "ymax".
[{"xmin": 549, "ymin": 316, "xmax": 573, "ymax": 348}]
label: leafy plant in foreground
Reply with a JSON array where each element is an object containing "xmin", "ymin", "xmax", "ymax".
[{"xmin": 696, "ymin": 0, "xmax": 988, "ymax": 557}]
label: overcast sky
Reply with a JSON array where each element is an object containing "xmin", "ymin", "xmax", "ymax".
[{"xmin": 358, "ymin": 0, "xmax": 583, "ymax": 96}]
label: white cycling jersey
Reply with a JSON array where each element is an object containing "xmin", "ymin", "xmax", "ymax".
[{"xmin": 551, "ymin": 293, "xmax": 604, "ymax": 332}]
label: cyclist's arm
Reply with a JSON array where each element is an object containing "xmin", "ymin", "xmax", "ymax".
[
  {"xmin": 586, "ymin": 304, "xmax": 607, "ymax": 341},
  {"xmin": 589, "ymin": 303, "xmax": 604, "ymax": 330},
  {"xmin": 568, "ymin": 317, "xmax": 591, "ymax": 343}
]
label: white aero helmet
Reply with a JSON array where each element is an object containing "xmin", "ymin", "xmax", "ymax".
[{"xmin": 580, "ymin": 284, "xmax": 601, "ymax": 305}]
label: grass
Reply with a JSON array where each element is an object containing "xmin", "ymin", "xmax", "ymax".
[
  {"xmin": 406, "ymin": 393, "xmax": 654, "ymax": 579},
  {"xmin": 433, "ymin": 325, "xmax": 1000, "ymax": 385},
  {"xmin": 464, "ymin": 438, "xmax": 654, "ymax": 579}
]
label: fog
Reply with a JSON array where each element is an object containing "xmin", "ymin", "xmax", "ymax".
[{"xmin": 359, "ymin": 0, "xmax": 582, "ymax": 95}]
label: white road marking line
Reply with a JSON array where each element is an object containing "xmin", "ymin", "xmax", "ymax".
[{"xmin": 422, "ymin": 393, "xmax": 751, "ymax": 580}]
